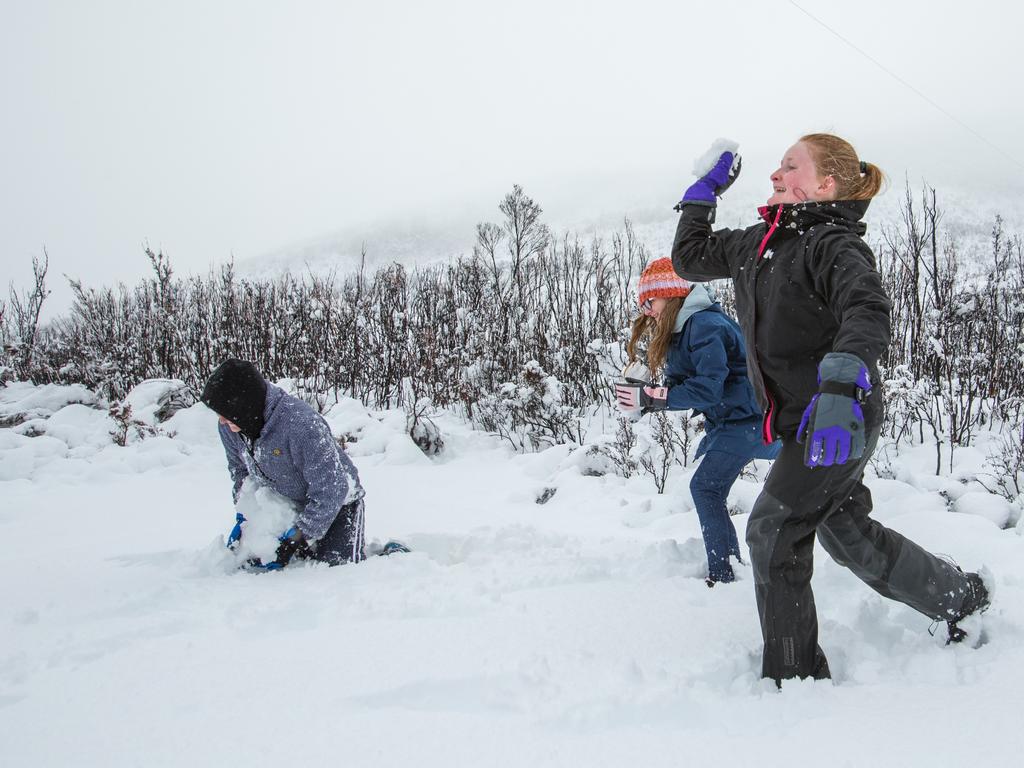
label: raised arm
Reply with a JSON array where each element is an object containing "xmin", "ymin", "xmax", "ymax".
[
  {"xmin": 670, "ymin": 150, "xmax": 754, "ymax": 282},
  {"xmin": 671, "ymin": 206, "xmax": 753, "ymax": 282}
]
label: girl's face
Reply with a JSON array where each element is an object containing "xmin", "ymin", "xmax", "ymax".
[
  {"xmin": 642, "ymin": 296, "xmax": 669, "ymax": 321},
  {"xmin": 767, "ymin": 142, "xmax": 836, "ymax": 205}
]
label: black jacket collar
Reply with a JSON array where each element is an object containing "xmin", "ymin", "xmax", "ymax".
[{"xmin": 758, "ymin": 199, "xmax": 870, "ymax": 237}]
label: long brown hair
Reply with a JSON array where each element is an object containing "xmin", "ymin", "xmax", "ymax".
[
  {"xmin": 800, "ymin": 133, "xmax": 886, "ymax": 200},
  {"xmin": 626, "ymin": 297, "xmax": 684, "ymax": 377}
]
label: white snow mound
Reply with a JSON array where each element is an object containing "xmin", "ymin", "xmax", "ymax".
[{"xmin": 121, "ymin": 378, "xmax": 189, "ymax": 426}]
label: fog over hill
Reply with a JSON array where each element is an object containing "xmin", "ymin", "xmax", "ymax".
[{"xmin": 238, "ymin": 182, "xmax": 1024, "ymax": 285}]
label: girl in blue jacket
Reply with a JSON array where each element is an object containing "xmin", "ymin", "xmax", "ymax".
[{"xmin": 616, "ymin": 258, "xmax": 779, "ymax": 585}]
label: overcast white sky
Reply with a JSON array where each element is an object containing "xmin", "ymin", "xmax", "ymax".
[{"xmin": 2, "ymin": 0, "xmax": 1022, "ymax": 311}]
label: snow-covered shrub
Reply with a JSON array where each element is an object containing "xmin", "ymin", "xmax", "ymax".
[
  {"xmin": 879, "ymin": 190, "xmax": 1024, "ymax": 473},
  {"xmin": 122, "ymin": 378, "xmax": 194, "ymax": 425},
  {"xmin": 405, "ymin": 395, "xmax": 444, "ymax": 456},
  {"xmin": 0, "ymin": 382, "xmax": 99, "ymax": 428},
  {"xmin": 638, "ymin": 411, "xmax": 689, "ymax": 494},
  {"xmin": 1, "ymin": 186, "xmax": 650, "ymax": 428},
  {"xmin": 4, "ymin": 181, "xmax": 1021, "ymax": 479},
  {"xmin": 107, "ymin": 379, "xmax": 191, "ymax": 445},
  {"xmin": 869, "ymin": 440, "xmax": 902, "ymax": 481},
  {"xmin": 107, "ymin": 403, "xmax": 160, "ymax": 447},
  {"xmin": 981, "ymin": 423, "xmax": 1024, "ymax": 505},
  {"xmin": 1, "ymin": 253, "xmax": 50, "ymax": 385},
  {"xmin": 535, "ymin": 487, "xmax": 557, "ymax": 504},
  {"xmin": 474, "ymin": 361, "xmax": 585, "ymax": 452},
  {"xmin": 581, "ymin": 416, "xmax": 639, "ymax": 478}
]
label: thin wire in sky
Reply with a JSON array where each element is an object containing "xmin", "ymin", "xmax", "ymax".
[{"xmin": 788, "ymin": 0, "xmax": 1024, "ymax": 171}]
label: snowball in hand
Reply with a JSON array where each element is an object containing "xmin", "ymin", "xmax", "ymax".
[
  {"xmin": 692, "ymin": 138, "xmax": 740, "ymax": 178},
  {"xmin": 233, "ymin": 480, "xmax": 298, "ymax": 563}
]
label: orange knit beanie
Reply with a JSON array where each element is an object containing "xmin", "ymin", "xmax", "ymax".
[{"xmin": 638, "ymin": 258, "xmax": 691, "ymax": 309}]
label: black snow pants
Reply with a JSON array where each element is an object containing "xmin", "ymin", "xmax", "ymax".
[
  {"xmin": 313, "ymin": 498, "xmax": 366, "ymax": 566},
  {"xmin": 746, "ymin": 395, "xmax": 972, "ymax": 683}
]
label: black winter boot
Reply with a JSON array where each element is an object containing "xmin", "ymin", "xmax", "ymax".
[{"xmin": 947, "ymin": 572, "xmax": 990, "ymax": 644}]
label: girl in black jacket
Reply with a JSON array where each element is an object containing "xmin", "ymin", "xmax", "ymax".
[{"xmin": 671, "ymin": 133, "xmax": 989, "ymax": 683}]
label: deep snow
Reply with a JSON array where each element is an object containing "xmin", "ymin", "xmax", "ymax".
[{"xmin": 1, "ymin": 383, "xmax": 1022, "ymax": 767}]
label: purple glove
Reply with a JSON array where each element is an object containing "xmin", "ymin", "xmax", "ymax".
[
  {"xmin": 797, "ymin": 353, "xmax": 872, "ymax": 467},
  {"xmin": 677, "ymin": 152, "xmax": 742, "ymax": 208}
]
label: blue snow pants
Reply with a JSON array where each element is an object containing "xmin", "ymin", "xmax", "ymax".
[{"xmin": 690, "ymin": 442, "xmax": 779, "ymax": 582}]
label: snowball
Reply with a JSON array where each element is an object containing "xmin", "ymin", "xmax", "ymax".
[
  {"xmin": 691, "ymin": 138, "xmax": 740, "ymax": 178},
  {"xmin": 232, "ymin": 480, "xmax": 298, "ymax": 563}
]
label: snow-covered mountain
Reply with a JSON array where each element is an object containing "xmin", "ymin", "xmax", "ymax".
[{"xmin": 237, "ymin": 184, "xmax": 1024, "ymax": 283}]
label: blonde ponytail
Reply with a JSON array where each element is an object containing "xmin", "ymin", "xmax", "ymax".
[{"xmin": 800, "ymin": 133, "xmax": 887, "ymax": 200}]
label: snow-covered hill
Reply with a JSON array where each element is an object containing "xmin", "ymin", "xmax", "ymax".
[
  {"xmin": 238, "ymin": 184, "xmax": 1024, "ymax": 284},
  {"xmin": 1, "ymin": 382, "xmax": 1021, "ymax": 767}
]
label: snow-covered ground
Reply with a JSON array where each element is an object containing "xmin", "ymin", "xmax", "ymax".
[{"xmin": 2, "ymin": 382, "xmax": 1022, "ymax": 767}]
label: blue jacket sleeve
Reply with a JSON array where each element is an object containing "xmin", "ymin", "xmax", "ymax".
[
  {"xmin": 665, "ymin": 331, "xmax": 729, "ymax": 413},
  {"xmin": 217, "ymin": 423, "xmax": 249, "ymax": 503},
  {"xmin": 291, "ymin": 416, "xmax": 351, "ymax": 541}
]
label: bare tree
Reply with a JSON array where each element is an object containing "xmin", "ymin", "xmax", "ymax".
[
  {"xmin": 499, "ymin": 185, "xmax": 549, "ymax": 284},
  {"xmin": 7, "ymin": 250, "xmax": 50, "ymax": 381}
]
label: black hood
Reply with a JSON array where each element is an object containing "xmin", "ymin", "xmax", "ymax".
[{"xmin": 200, "ymin": 359, "xmax": 268, "ymax": 441}]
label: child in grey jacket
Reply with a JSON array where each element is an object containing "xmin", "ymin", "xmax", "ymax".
[{"xmin": 201, "ymin": 358, "xmax": 365, "ymax": 567}]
